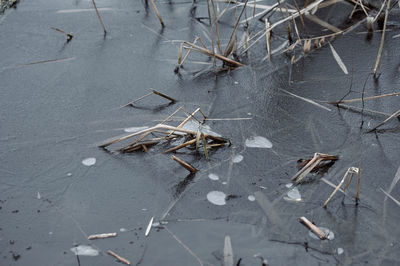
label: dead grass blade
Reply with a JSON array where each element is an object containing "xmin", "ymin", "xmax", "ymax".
[
  {"xmin": 329, "ymin": 43, "xmax": 348, "ymax": 74},
  {"xmin": 367, "ymin": 108, "xmax": 400, "ymax": 132},
  {"xmin": 328, "ymin": 92, "xmax": 400, "ymax": 104},
  {"xmin": 280, "ymin": 89, "xmax": 331, "ymax": 111},
  {"xmin": 223, "ymin": 235, "xmax": 234, "ymax": 266},
  {"xmin": 381, "ymin": 188, "xmax": 400, "ymax": 207},
  {"xmin": 291, "ymin": 153, "xmax": 338, "ymax": 183}
]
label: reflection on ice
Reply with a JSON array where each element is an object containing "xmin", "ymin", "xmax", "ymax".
[
  {"xmin": 207, "ymin": 191, "xmax": 226, "ymax": 206},
  {"xmin": 245, "ymin": 136, "xmax": 273, "ymax": 148},
  {"xmin": 70, "ymin": 245, "xmax": 99, "ymax": 256}
]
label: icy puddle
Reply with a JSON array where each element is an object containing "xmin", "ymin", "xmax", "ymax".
[
  {"xmin": 70, "ymin": 245, "xmax": 99, "ymax": 256},
  {"xmin": 245, "ymin": 136, "xmax": 273, "ymax": 148},
  {"xmin": 207, "ymin": 191, "xmax": 226, "ymax": 206},
  {"xmin": 82, "ymin": 157, "xmax": 96, "ymax": 166}
]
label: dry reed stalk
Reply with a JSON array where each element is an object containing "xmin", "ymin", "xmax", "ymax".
[
  {"xmin": 88, "ymin": 232, "xmax": 117, "ymax": 240},
  {"xmin": 299, "ymin": 217, "xmax": 327, "ymax": 240},
  {"xmin": 265, "ymin": 18, "xmax": 271, "ymax": 60},
  {"xmin": 171, "ymin": 155, "xmax": 198, "ymax": 173},
  {"xmin": 305, "ymin": 14, "xmax": 341, "ymax": 33},
  {"xmin": 206, "ymin": 0, "xmax": 217, "ymax": 67},
  {"xmin": 183, "ymin": 41, "xmax": 243, "ymax": 67},
  {"xmin": 149, "ymin": 0, "xmax": 165, "ymax": 27},
  {"xmin": 164, "ymin": 138, "xmax": 197, "ymax": 153},
  {"xmin": 107, "ymin": 250, "xmax": 131, "ymax": 265},
  {"xmin": 356, "ymin": 164, "xmax": 361, "ymax": 204},
  {"xmin": 367, "ymin": 109, "xmax": 400, "ymax": 132},
  {"xmin": 210, "ymin": 0, "xmax": 222, "ymax": 54},
  {"xmin": 373, "ymin": 0, "xmax": 391, "ymax": 77},
  {"xmin": 224, "ymin": 0, "xmax": 248, "ymax": 57},
  {"xmin": 50, "ymin": 27, "xmax": 73, "ymax": 42},
  {"xmin": 303, "ymin": 39, "xmax": 311, "ymax": 53},
  {"xmin": 328, "ymin": 92, "xmax": 400, "ymax": 104},
  {"xmin": 291, "ymin": 153, "xmax": 338, "ymax": 183},
  {"xmin": 123, "ymin": 89, "xmax": 176, "ymax": 107},
  {"xmin": 201, "ymin": 133, "xmax": 209, "ymax": 160},
  {"xmin": 91, "ymin": 0, "xmax": 107, "ymax": 35},
  {"xmin": 323, "ymin": 167, "xmax": 359, "ymax": 208}
]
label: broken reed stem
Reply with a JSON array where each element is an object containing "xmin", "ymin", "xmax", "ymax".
[
  {"xmin": 152, "ymin": 89, "xmax": 177, "ymax": 103},
  {"xmin": 206, "ymin": 0, "xmax": 217, "ymax": 68},
  {"xmin": 107, "ymin": 250, "xmax": 131, "ymax": 265},
  {"xmin": 291, "ymin": 153, "xmax": 338, "ymax": 183},
  {"xmin": 328, "ymin": 92, "xmax": 400, "ymax": 104},
  {"xmin": 164, "ymin": 138, "xmax": 197, "ymax": 153},
  {"xmin": 91, "ymin": 0, "xmax": 107, "ymax": 35},
  {"xmin": 265, "ymin": 18, "xmax": 271, "ymax": 60},
  {"xmin": 224, "ymin": 0, "xmax": 248, "ymax": 57},
  {"xmin": 184, "ymin": 41, "xmax": 243, "ymax": 67},
  {"xmin": 123, "ymin": 92, "xmax": 153, "ymax": 106},
  {"xmin": 149, "ymin": 0, "xmax": 165, "ymax": 27},
  {"xmin": 299, "ymin": 217, "xmax": 327, "ymax": 240},
  {"xmin": 88, "ymin": 232, "xmax": 117, "ymax": 240},
  {"xmin": 50, "ymin": 27, "xmax": 73, "ymax": 42},
  {"xmin": 356, "ymin": 164, "xmax": 361, "ymax": 204},
  {"xmin": 202, "ymin": 133, "xmax": 209, "ymax": 160},
  {"xmin": 171, "ymin": 155, "xmax": 198, "ymax": 173},
  {"xmin": 210, "ymin": 0, "xmax": 222, "ymax": 54},
  {"xmin": 373, "ymin": 0, "xmax": 391, "ymax": 77},
  {"xmin": 367, "ymin": 109, "xmax": 400, "ymax": 132}
]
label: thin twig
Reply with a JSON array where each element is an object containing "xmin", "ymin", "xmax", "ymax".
[
  {"xmin": 171, "ymin": 155, "xmax": 198, "ymax": 173},
  {"xmin": 91, "ymin": 0, "xmax": 107, "ymax": 35},
  {"xmin": 50, "ymin": 27, "xmax": 73, "ymax": 42},
  {"xmin": 367, "ymin": 109, "xmax": 400, "ymax": 132}
]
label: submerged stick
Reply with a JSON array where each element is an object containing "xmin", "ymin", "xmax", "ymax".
[
  {"xmin": 88, "ymin": 232, "xmax": 117, "ymax": 240},
  {"xmin": 50, "ymin": 27, "xmax": 73, "ymax": 42},
  {"xmin": 107, "ymin": 250, "xmax": 131, "ymax": 265},
  {"xmin": 171, "ymin": 155, "xmax": 198, "ymax": 173},
  {"xmin": 149, "ymin": 0, "xmax": 165, "ymax": 27},
  {"xmin": 91, "ymin": 0, "xmax": 107, "ymax": 35},
  {"xmin": 299, "ymin": 217, "xmax": 327, "ymax": 240}
]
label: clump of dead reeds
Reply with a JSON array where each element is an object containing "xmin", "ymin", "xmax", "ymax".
[
  {"xmin": 99, "ymin": 106, "xmax": 229, "ymax": 158},
  {"xmin": 291, "ymin": 153, "xmax": 338, "ymax": 184}
]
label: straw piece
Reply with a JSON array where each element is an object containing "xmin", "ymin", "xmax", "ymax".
[
  {"xmin": 265, "ymin": 18, "xmax": 271, "ymax": 60},
  {"xmin": 329, "ymin": 43, "xmax": 348, "ymax": 74},
  {"xmin": 91, "ymin": 0, "xmax": 107, "ymax": 35},
  {"xmin": 107, "ymin": 250, "xmax": 131, "ymax": 265},
  {"xmin": 149, "ymin": 0, "xmax": 165, "ymax": 27},
  {"xmin": 202, "ymin": 134, "xmax": 209, "ymax": 160},
  {"xmin": 223, "ymin": 235, "xmax": 234, "ymax": 266},
  {"xmin": 299, "ymin": 217, "xmax": 327, "ymax": 240},
  {"xmin": 88, "ymin": 232, "xmax": 117, "ymax": 240},
  {"xmin": 328, "ymin": 92, "xmax": 400, "ymax": 104},
  {"xmin": 171, "ymin": 155, "xmax": 198, "ymax": 173}
]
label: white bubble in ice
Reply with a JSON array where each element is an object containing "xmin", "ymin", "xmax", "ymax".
[
  {"xmin": 208, "ymin": 173, "xmax": 219, "ymax": 181},
  {"xmin": 337, "ymin": 248, "xmax": 344, "ymax": 255},
  {"xmin": 207, "ymin": 191, "xmax": 226, "ymax": 206},
  {"xmin": 248, "ymin": 195, "xmax": 255, "ymax": 201},
  {"xmin": 70, "ymin": 245, "xmax": 99, "ymax": 256},
  {"xmin": 120, "ymin": 228, "xmax": 127, "ymax": 232},
  {"xmin": 124, "ymin": 126, "xmax": 149, "ymax": 133},
  {"xmin": 284, "ymin": 187, "xmax": 302, "ymax": 202},
  {"xmin": 232, "ymin": 154, "xmax": 243, "ymax": 163},
  {"xmin": 285, "ymin": 183, "xmax": 293, "ymax": 188},
  {"xmin": 222, "ymin": 181, "xmax": 227, "ymax": 185},
  {"xmin": 245, "ymin": 136, "xmax": 273, "ymax": 148},
  {"xmin": 308, "ymin": 227, "xmax": 335, "ymax": 240},
  {"xmin": 82, "ymin": 157, "xmax": 96, "ymax": 166}
]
